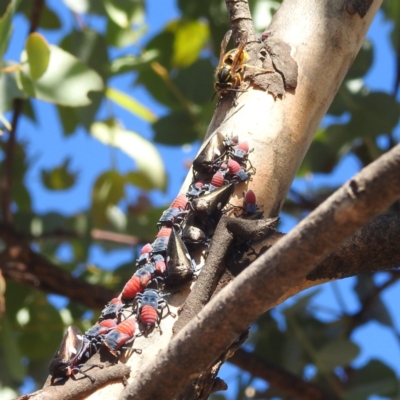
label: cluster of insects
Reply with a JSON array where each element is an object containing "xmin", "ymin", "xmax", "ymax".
[{"xmin": 48, "ymin": 29, "xmax": 265, "ymax": 385}]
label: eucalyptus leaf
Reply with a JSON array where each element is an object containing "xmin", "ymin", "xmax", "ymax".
[
  {"xmin": 0, "ymin": 63, "xmax": 28, "ymax": 114},
  {"xmin": 153, "ymin": 111, "xmax": 199, "ymax": 145},
  {"xmin": 106, "ymin": 87, "xmax": 156, "ymax": 122},
  {"xmin": 344, "ymin": 359, "xmax": 399, "ymax": 399},
  {"xmin": 41, "ymin": 158, "xmax": 78, "ymax": 191},
  {"xmin": 17, "ymin": 45, "xmax": 104, "ymax": 107},
  {"xmin": 25, "ymin": 33, "xmax": 50, "ymax": 80},
  {"xmin": 91, "ymin": 119, "xmax": 166, "ymax": 191},
  {"xmin": 317, "ymin": 338, "xmax": 360, "ymax": 370}
]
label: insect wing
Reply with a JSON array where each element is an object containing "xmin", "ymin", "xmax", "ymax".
[
  {"xmin": 192, "ymin": 183, "xmax": 235, "ymax": 217},
  {"xmin": 49, "ymin": 326, "xmax": 84, "ymax": 377},
  {"xmin": 230, "ymin": 32, "xmax": 248, "ymax": 73},
  {"xmin": 218, "ymin": 30, "xmax": 232, "ymax": 69},
  {"xmin": 192, "ymin": 131, "xmax": 226, "ymax": 173},
  {"xmin": 166, "ymin": 229, "xmax": 194, "ymax": 284}
]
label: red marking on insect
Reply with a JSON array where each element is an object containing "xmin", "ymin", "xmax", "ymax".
[
  {"xmin": 121, "ymin": 276, "xmax": 146, "ymax": 302},
  {"xmin": 227, "ymin": 159, "xmax": 241, "ymax": 174},
  {"xmin": 237, "ymin": 141, "xmax": 249, "ymax": 153},
  {"xmin": 140, "ymin": 243, "xmax": 152, "ymax": 255},
  {"xmin": 157, "ymin": 227, "xmax": 172, "ymax": 238},
  {"xmin": 195, "ymin": 181, "xmax": 204, "ymax": 188},
  {"xmin": 245, "ymin": 190, "xmax": 256, "ymax": 204},
  {"xmin": 103, "ymin": 318, "xmax": 140, "ymax": 356},
  {"xmin": 211, "ymin": 172, "xmax": 225, "ymax": 187},
  {"xmin": 155, "ymin": 260, "xmax": 166, "ymax": 274},
  {"xmin": 140, "ymin": 305, "xmax": 158, "ymax": 328},
  {"xmin": 170, "ymin": 193, "xmax": 188, "ymax": 209}
]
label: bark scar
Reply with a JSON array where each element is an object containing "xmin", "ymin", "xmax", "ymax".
[{"xmin": 345, "ymin": 0, "xmax": 373, "ymax": 17}]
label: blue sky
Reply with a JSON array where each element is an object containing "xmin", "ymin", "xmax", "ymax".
[{"xmin": 4, "ymin": 1, "xmax": 400, "ymax": 398}]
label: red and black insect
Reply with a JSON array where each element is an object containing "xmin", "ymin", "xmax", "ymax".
[
  {"xmin": 49, "ymin": 326, "xmax": 103, "ymax": 383},
  {"xmin": 244, "ymin": 190, "xmax": 258, "ymax": 214},
  {"xmin": 157, "ymin": 194, "xmax": 188, "ymax": 230},
  {"xmin": 192, "ymin": 131, "xmax": 227, "ymax": 174},
  {"xmin": 121, "ymin": 266, "xmax": 154, "ymax": 303},
  {"xmin": 186, "ymin": 181, "xmax": 206, "ymax": 198},
  {"xmin": 227, "ymin": 159, "xmax": 251, "ymax": 182},
  {"xmin": 152, "ymin": 254, "xmax": 167, "ymax": 274},
  {"xmin": 166, "ymin": 229, "xmax": 195, "ymax": 284},
  {"xmin": 85, "ymin": 319, "xmax": 117, "ymax": 341},
  {"xmin": 231, "ymin": 141, "xmax": 250, "ymax": 161},
  {"xmin": 137, "ymin": 243, "xmax": 153, "ymax": 266},
  {"xmin": 208, "ymin": 171, "xmax": 226, "ymax": 191},
  {"xmin": 151, "ymin": 227, "xmax": 172, "ymax": 255},
  {"xmin": 99, "ymin": 298, "xmax": 124, "ymax": 322},
  {"xmin": 134, "ymin": 288, "xmax": 175, "ymax": 333},
  {"xmin": 102, "ymin": 318, "xmax": 141, "ymax": 357}
]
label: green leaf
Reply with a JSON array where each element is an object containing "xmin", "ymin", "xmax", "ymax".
[
  {"xmin": 0, "ymin": 0, "xmax": 20, "ymax": 60},
  {"xmin": 168, "ymin": 20, "xmax": 209, "ymax": 68},
  {"xmin": 174, "ymin": 58, "xmax": 215, "ymax": 104},
  {"xmin": 0, "ymin": 315, "xmax": 25, "ymax": 382},
  {"xmin": 18, "ymin": 0, "xmax": 61, "ymax": 30},
  {"xmin": 25, "ymin": 33, "xmax": 50, "ymax": 80},
  {"xmin": 106, "ymin": 87, "xmax": 156, "ymax": 122},
  {"xmin": 41, "ymin": 158, "xmax": 78, "ymax": 190},
  {"xmin": 59, "ymin": 28, "xmax": 110, "ymax": 80},
  {"xmin": 62, "ymin": 0, "xmax": 105, "ymax": 14},
  {"xmin": 125, "ymin": 170, "xmax": 160, "ymax": 191},
  {"xmin": 347, "ymin": 40, "xmax": 373, "ymax": 80},
  {"xmin": 354, "ymin": 275, "xmax": 394, "ymax": 327},
  {"xmin": 344, "ymin": 359, "xmax": 399, "ymax": 400},
  {"xmin": 109, "ymin": 50, "xmax": 159, "ymax": 75},
  {"xmin": 90, "ymin": 119, "xmax": 166, "ymax": 191},
  {"xmin": 153, "ymin": 111, "xmax": 199, "ymax": 145},
  {"xmin": 317, "ymin": 338, "xmax": 360, "ymax": 370},
  {"xmin": 17, "ymin": 45, "xmax": 104, "ymax": 106},
  {"xmin": 347, "ymin": 92, "xmax": 400, "ymax": 138},
  {"xmin": 18, "ymin": 292, "xmax": 64, "ymax": 360},
  {"xmin": 0, "ymin": 62, "xmax": 28, "ymax": 114},
  {"xmin": 104, "ymin": 0, "xmax": 144, "ymax": 28},
  {"xmin": 106, "ymin": 17, "xmax": 146, "ymax": 48},
  {"xmin": 91, "ymin": 170, "xmax": 126, "ymax": 226},
  {"xmin": 57, "ymin": 90, "xmax": 103, "ymax": 135}
]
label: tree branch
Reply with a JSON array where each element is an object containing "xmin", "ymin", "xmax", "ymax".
[
  {"xmin": 229, "ymin": 348, "xmax": 338, "ymax": 400},
  {"xmin": 0, "ymin": 224, "xmax": 116, "ymax": 309},
  {"xmin": 0, "ymin": 99, "xmax": 22, "ymax": 224},
  {"xmin": 120, "ymin": 145, "xmax": 400, "ymax": 400}
]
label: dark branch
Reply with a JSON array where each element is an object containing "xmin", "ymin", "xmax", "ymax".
[
  {"xmin": 225, "ymin": 0, "xmax": 256, "ymax": 42},
  {"xmin": 0, "ymin": 224, "xmax": 116, "ymax": 309},
  {"xmin": 1, "ymin": 99, "xmax": 22, "ymax": 224},
  {"xmin": 229, "ymin": 348, "xmax": 338, "ymax": 400},
  {"xmin": 120, "ymin": 145, "xmax": 400, "ymax": 400}
]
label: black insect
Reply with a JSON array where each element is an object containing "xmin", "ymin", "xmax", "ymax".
[
  {"xmin": 181, "ymin": 214, "xmax": 207, "ymax": 245},
  {"xmin": 48, "ymin": 326, "xmax": 102, "ymax": 384},
  {"xmin": 192, "ymin": 131, "xmax": 226, "ymax": 174},
  {"xmin": 166, "ymin": 228, "xmax": 195, "ymax": 284},
  {"xmin": 190, "ymin": 183, "xmax": 235, "ymax": 219}
]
